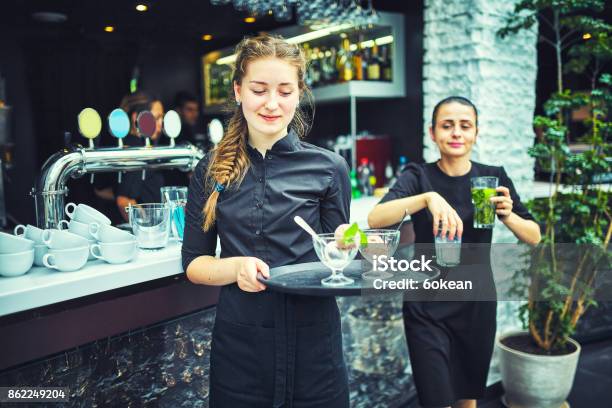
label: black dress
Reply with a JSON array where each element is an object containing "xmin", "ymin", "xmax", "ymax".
[
  {"xmin": 182, "ymin": 131, "xmax": 351, "ymax": 408},
  {"xmin": 380, "ymin": 161, "xmax": 534, "ymax": 408}
]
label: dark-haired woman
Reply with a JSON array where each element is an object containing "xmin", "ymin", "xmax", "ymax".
[
  {"xmin": 181, "ymin": 34, "xmax": 350, "ymax": 407},
  {"xmin": 368, "ymin": 96, "xmax": 541, "ymax": 408}
]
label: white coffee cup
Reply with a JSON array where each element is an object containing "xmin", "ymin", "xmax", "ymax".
[
  {"xmin": 14, "ymin": 224, "xmax": 45, "ymax": 244},
  {"xmin": 43, "ymin": 246, "xmax": 90, "ymax": 272},
  {"xmin": 90, "ymin": 240, "xmax": 137, "ymax": 264},
  {"xmin": 42, "ymin": 229, "xmax": 90, "ymax": 250},
  {"xmin": 33, "ymin": 244, "xmax": 48, "ymax": 267},
  {"xmin": 0, "ymin": 249, "xmax": 35, "ymax": 277},
  {"xmin": 65, "ymin": 202, "xmax": 111, "ymax": 225},
  {"xmin": 89, "ymin": 223, "xmax": 135, "ymax": 243},
  {"xmin": 58, "ymin": 219, "xmax": 95, "ymax": 240},
  {"xmin": 87, "ymin": 238, "xmax": 97, "ymax": 261},
  {"xmin": 0, "ymin": 231, "xmax": 35, "ymax": 254}
]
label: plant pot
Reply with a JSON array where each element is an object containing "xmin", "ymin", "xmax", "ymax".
[{"xmin": 497, "ymin": 330, "xmax": 581, "ymax": 408}]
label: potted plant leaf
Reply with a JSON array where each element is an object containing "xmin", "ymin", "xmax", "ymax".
[{"xmin": 497, "ymin": 1, "xmax": 611, "ymax": 407}]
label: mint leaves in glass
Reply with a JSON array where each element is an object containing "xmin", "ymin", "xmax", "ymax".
[{"xmin": 470, "ymin": 176, "xmax": 498, "ymax": 229}]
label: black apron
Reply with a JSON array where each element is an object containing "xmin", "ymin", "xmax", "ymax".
[{"xmin": 209, "ymin": 285, "xmax": 349, "ymax": 408}]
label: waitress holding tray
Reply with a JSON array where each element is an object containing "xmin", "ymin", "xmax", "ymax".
[
  {"xmin": 181, "ymin": 34, "xmax": 351, "ymax": 407},
  {"xmin": 368, "ymin": 96, "xmax": 541, "ymax": 408}
]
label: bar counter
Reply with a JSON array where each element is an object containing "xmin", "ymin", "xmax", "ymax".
[{"xmin": 0, "ymin": 196, "xmax": 383, "ymax": 371}]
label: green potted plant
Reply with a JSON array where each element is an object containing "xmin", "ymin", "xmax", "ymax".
[{"xmin": 497, "ymin": 1, "xmax": 611, "ymax": 407}]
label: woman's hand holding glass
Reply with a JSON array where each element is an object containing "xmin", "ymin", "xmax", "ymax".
[
  {"xmin": 425, "ymin": 192, "xmax": 463, "ymax": 240},
  {"xmin": 235, "ymin": 257, "xmax": 270, "ymax": 292},
  {"xmin": 490, "ymin": 186, "xmax": 513, "ymax": 220}
]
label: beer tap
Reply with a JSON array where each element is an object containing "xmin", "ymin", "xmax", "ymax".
[
  {"xmin": 77, "ymin": 108, "xmax": 102, "ymax": 184},
  {"xmin": 163, "ymin": 110, "xmax": 181, "ymax": 147},
  {"xmin": 135, "ymin": 110, "xmax": 156, "ymax": 181},
  {"xmin": 107, "ymin": 108, "xmax": 130, "ymax": 184},
  {"xmin": 208, "ymin": 118, "xmax": 224, "ymax": 148}
]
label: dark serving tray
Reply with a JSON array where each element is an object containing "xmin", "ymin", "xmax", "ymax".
[{"xmin": 257, "ymin": 259, "xmax": 441, "ymax": 297}]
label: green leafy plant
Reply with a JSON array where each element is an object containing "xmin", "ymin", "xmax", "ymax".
[{"xmin": 499, "ymin": 0, "xmax": 611, "ymax": 353}]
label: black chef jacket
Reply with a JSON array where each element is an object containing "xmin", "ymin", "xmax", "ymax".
[{"xmin": 182, "ymin": 130, "xmax": 351, "ymax": 407}]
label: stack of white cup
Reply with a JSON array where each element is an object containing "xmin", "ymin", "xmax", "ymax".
[
  {"xmin": 41, "ymin": 228, "xmax": 91, "ymax": 272},
  {"xmin": 89, "ymin": 222, "xmax": 137, "ymax": 264},
  {"xmin": 60, "ymin": 202, "xmax": 137, "ymax": 266},
  {"xmin": 0, "ymin": 230, "xmax": 35, "ymax": 277}
]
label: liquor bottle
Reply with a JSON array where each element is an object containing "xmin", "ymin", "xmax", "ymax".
[
  {"xmin": 357, "ymin": 158, "xmax": 372, "ymax": 196},
  {"xmin": 366, "ymin": 43, "xmax": 381, "ymax": 81},
  {"xmin": 397, "ymin": 155, "xmax": 408, "ymax": 176},
  {"xmin": 384, "ymin": 161, "xmax": 393, "ymax": 185},
  {"xmin": 336, "ymin": 38, "xmax": 353, "ymax": 82},
  {"xmin": 303, "ymin": 43, "xmax": 314, "ymax": 88},
  {"xmin": 308, "ymin": 47, "xmax": 322, "ymax": 87},
  {"xmin": 381, "ymin": 45, "xmax": 393, "ymax": 81},
  {"xmin": 0, "ymin": 71, "xmax": 6, "ymax": 107},
  {"xmin": 350, "ymin": 170, "xmax": 362, "ymax": 198},
  {"xmin": 353, "ymin": 35, "xmax": 364, "ymax": 81},
  {"xmin": 320, "ymin": 47, "xmax": 335, "ymax": 85}
]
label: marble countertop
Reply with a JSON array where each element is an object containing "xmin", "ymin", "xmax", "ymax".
[{"xmin": 0, "ymin": 197, "xmax": 383, "ymax": 318}]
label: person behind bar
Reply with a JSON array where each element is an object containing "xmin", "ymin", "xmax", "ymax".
[
  {"xmin": 181, "ymin": 34, "xmax": 351, "ymax": 407},
  {"xmin": 114, "ymin": 92, "xmax": 165, "ymax": 222},
  {"xmin": 173, "ymin": 91, "xmax": 200, "ymax": 144},
  {"xmin": 368, "ymin": 96, "xmax": 541, "ymax": 408}
]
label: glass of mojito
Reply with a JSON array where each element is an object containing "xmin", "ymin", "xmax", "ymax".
[{"xmin": 470, "ymin": 176, "xmax": 498, "ymax": 229}]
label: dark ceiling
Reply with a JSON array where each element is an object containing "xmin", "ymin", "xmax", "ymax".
[{"xmin": 0, "ymin": 1, "xmax": 422, "ymax": 52}]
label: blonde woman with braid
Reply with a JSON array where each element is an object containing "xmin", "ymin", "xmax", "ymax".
[{"xmin": 181, "ymin": 34, "xmax": 351, "ymax": 407}]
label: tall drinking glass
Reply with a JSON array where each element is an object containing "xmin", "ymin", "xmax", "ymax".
[
  {"xmin": 160, "ymin": 186, "xmax": 188, "ymax": 241},
  {"xmin": 312, "ymin": 233, "xmax": 359, "ymax": 287},
  {"xmin": 471, "ymin": 177, "xmax": 498, "ymax": 229}
]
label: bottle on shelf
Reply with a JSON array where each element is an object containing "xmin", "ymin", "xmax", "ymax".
[
  {"xmin": 357, "ymin": 158, "xmax": 373, "ymax": 196},
  {"xmin": 353, "ymin": 35, "xmax": 364, "ymax": 81},
  {"xmin": 321, "ymin": 47, "xmax": 336, "ymax": 85},
  {"xmin": 350, "ymin": 170, "xmax": 362, "ymax": 199},
  {"xmin": 381, "ymin": 44, "xmax": 393, "ymax": 82},
  {"xmin": 366, "ymin": 43, "xmax": 381, "ymax": 81},
  {"xmin": 336, "ymin": 38, "xmax": 353, "ymax": 82},
  {"xmin": 397, "ymin": 155, "xmax": 408, "ymax": 176},
  {"xmin": 384, "ymin": 160, "xmax": 394, "ymax": 185}
]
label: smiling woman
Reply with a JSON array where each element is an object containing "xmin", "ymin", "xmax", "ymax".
[
  {"xmin": 367, "ymin": 96, "xmax": 541, "ymax": 408},
  {"xmin": 181, "ymin": 34, "xmax": 351, "ymax": 408},
  {"xmin": 234, "ymin": 57, "xmax": 301, "ymax": 156}
]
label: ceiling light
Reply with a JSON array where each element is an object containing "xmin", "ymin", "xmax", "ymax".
[
  {"xmin": 104, "ymin": 26, "xmax": 115, "ymax": 33},
  {"xmin": 202, "ymin": 34, "xmax": 213, "ymax": 41},
  {"xmin": 244, "ymin": 17, "xmax": 256, "ymax": 23},
  {"xmin": 136, "ymin": 4, "xmax": 148, "ymax": 12}
]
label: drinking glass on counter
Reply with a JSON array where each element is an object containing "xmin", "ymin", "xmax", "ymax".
[
  {"xmin": 160, "ymin": 186, "xmax": 188, "ymax": 241},
  {"xmin": 126, "ymin": 203, "xmax": 170, "ymax": 250},
  {"xmin": 471, "ymin": 176, "xmax": 498, "ymax": 229}
]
